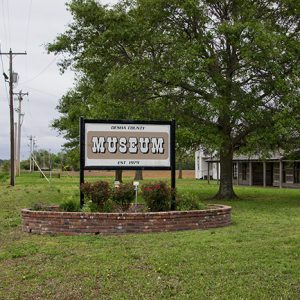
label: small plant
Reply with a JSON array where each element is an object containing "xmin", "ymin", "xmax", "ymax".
[
  {"xmin": 31, "ymin": 203, "xmax": 48, "ymax": 211},
  {"xmin": 102, "ymin": 199, "xmax": 116, "ymax": 213},
  {"xmin": 0, "ymin": 173, "xmax": 8, "ymax": 183},
  {"xmin": 82, "ymin": 199, "xmax": 116, "ymax": 213},
  {"xmin": 81, "ymin": 200, "xmax": 99, "ymax": 212},
  {"xmin": 176, "ymin": 192, "xmax": 205, "ymax": 211},
  {"xmin": 141, "ymin": 181, "xmax": 172, "ymax": 212},
  {"xmin": 112, "ymin": 183, "xmax": 135, "ymax": 211},
  {"xmin": 59, "ymin": 199, "xmax": 81, "ymax": 212},
  {"xmin": 80, "ymin": 181, "xmax": 111, "ymax": 211}
]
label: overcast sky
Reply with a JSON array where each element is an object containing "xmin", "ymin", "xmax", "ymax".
[{"xmin": 0, "ymin": 0, "xmax": 118, "ymax": 160}]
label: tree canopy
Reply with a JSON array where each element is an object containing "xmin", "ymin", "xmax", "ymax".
[{"xmin": 48, "ymin": 0, "xmax": 300, "ymax": 198}]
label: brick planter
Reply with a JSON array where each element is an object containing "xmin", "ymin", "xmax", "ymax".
[{"xmin": 21, "ymin": 205, "xmax": 231, "ymax": 235}]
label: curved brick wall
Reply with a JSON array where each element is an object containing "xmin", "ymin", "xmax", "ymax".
[{"xmin": 21, "ymin": 205, "xmax": 231, "ymax": 235}]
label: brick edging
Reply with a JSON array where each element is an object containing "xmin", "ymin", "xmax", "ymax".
[{"xmin": 21, "ymin": 204, "xmax": 232, "ymax": 235}]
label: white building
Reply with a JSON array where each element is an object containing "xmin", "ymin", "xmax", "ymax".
[{"xmin": 195, "ymin": 147, "xmax": 220, "ymax": 180}]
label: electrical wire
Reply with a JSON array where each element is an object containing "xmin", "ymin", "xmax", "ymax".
[
  {"xmin": 0, "ymin": 43, "xmax": 9, "ymax": 104},
  {"xmin": 20, "ymin": 84, "xmax": 60, "ymax": 99},
  {"xmin": 1, "ymin": 0, "xmax": 8, "ymax": 50},
  {"xmin": 5, "ymin": 0, "xmax": 12, "ymax": 48},
  {"xmin": 24, "ymin": 0, "xmax": 33, "ymax": 80},
  {"xmin": 25, "ymin": 0, "xmax": 32, "ymax": 51},
  {"xmin": 19, "ymin": 56, "xmax": 58, "ymax": 85}
]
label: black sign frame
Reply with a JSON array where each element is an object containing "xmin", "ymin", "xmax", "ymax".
[{"xmin": 79, "ymin": 118, "xmax": 176, "ymax": 209}]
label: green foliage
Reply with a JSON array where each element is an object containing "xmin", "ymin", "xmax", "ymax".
[
  {"xmin": 0, "ymin": 173, "xmax": 9, "ymax": 183},
  {"xmin": 112, "ymin": 183, "xmax": 135, "ymax": 211},
  {"xmin": 176, "ymin": 191, "xmax": 205, "ymax": 211},
  {"xmin": 1, "ymin": 161, "xmax": 10, "ymax": 173},
  {"xmin": 30, "ymin": 203, "xmax": 49, "ymax": 211},
  {"xmin": 20, "ymin": 160, "xmax": 30, "ymax": 170},
  {"xmin": 59, "ymin": 199, "xmax": 81, "ymax": 212},
  {"xmin": 81, "ymin": 200, "xmax": 100, "ymax": 212},
  {"xmin": 141, "ymin": 181, "xmax": 172, "ymax": 212},
  {"xmin": 47, "ymin": 0, "xmax": 300, "ymax": 199},
  {"xmin": 1, "ymin": 174, "xmax": 300, "ymax": 298},
  {"xmin": 102, "ymin": 199, "xmax": 117, "ymax": 213},
  {"xmin": 80, "ymin": 181, "xmax": 111, "ymax": 210}
]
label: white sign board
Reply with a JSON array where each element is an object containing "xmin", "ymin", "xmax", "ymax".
[{"xmin": 84, "ymin": 122, "xmax": 172, "ymax": 168}]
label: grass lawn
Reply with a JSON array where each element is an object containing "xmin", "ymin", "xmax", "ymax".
[{"xmin": 0, "ymin": 172, "xmax": 300, "ymax": 299}]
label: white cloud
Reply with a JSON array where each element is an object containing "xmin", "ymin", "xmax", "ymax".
[{"xmin": 1, "ymin": 0, "xmax": 121, "ymax": 159}]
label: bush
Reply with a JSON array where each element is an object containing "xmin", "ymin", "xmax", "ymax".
[
  {"xmin": 176, "ymin": 192, "xmax": 205, "ymax": 211},
  {"xmin": 141, "ymin": 181, "xmax": 172, "ymax": 212},
  {"xmin": 1, "ymin": 161, "xmax": 10, "ymax": 173},
  {"xmin": 102, "ymin": 199, "xmax": 116, "ymax": 213},
  {"xmin": 31, "ymin": 203, "xmax": 49, "ymax": 211},
  {"xmin": 81, "ymin": 200, "xmax": 100, "ymax": 212},
  {"xmin": 82, "ymin": 199, "xmax": 116, "ymax": 213},
  {"xmin": 60, "ymin": 199, "xmax": 81, "ymax": 212},
  {"xmin": 80, "ymin": 181, "xmax": 111, "ymax": 211},
  {"xmin": 112, "ymin": 183, "xmax": 135, "ymax": 211},
  {"xmin": 0, "ymin": 173, "xmax": 8, "ymax": 183}
]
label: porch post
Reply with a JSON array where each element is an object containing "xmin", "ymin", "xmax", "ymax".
[
  {"xmin": 263, "ymin": 161, "xmax": 266, "ymax": 188},
  {"xmin": 249, "ymin": 161, "xmax": 252, "ymax": 186},
  {"xmin": 216, "ymin": 162, "xmax": 219, "ymax": 184},
  {"xmin": 207, "ymin": 162, "xmax": 210, "ymax": 184},
  {"xmin": 279, "ymin": 160, "xmax": 282, "ymax": 189},
  {"xmin": 236, "ymin": 162, "xmax": 239, "ymax": 186}
]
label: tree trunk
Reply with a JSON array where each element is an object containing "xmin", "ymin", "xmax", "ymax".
[
  {"xmin": 178, "ymin": 161, "xmax": 183, "ymax": 179},
  {"xmin": 134, "ymin": 169, "xmax": 143, "ymax": 181},
  {"xmin": 115, "ymin": 170, "xmax": 123, "ymax": 183},
  {"xmin": 213, "ymin": 146, "xmax": 237, "ymax": 199}
]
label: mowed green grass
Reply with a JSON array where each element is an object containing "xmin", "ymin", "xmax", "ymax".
[{"xmin": 0, "ymin": 172, "xmax": 300, "ymax": 299}]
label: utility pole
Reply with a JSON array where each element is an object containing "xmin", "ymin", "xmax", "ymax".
[
  {"xmin": 29, "ymin": 136, "xmax": 33, "ymax": 172},
  {"xmin": 32, "ymin": 137, "xmax": 36, "ymax": 171},
  {"xmin": 49, "ymin": 149, "xmax": 52, "ymax": 178},
  {"xmin": 14, "ymin": 122, "xmax": 17, "ymax": 175},
  {"xmin": 0, "ymin": 49, "xmax": 27, "ymax": 186},
  {"xmin": 28, "ymin": 135, "xmax": 35, "ymax": 172},
  {"xmin": 14, "ymin": 90, "xmax": 28, "ymax": 176}
]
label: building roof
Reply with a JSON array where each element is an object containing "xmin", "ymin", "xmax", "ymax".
[{"xmin": 205, "ymin": 152, "xmax": 284, "ymax": 162}]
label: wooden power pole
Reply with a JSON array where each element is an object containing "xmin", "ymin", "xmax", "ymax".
[
  {"xmin": 0, "ymin": 49, "xmax": 26, "ymax": 186},
  {"xmin": 14, "ymin": 90, "xmax": 28, "ymax": 176}
]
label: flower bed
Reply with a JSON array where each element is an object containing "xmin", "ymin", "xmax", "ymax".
[{"xmin": 21, "ymin": 204, "xmax": 232, "ymax": 235}]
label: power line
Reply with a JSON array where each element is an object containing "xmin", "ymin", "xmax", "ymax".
[
  {"xmin": 5, "ymin": 0, "xmax": 12, "ymax": 47},
  {"xmin": 25, "ymin": 0, "xmax": 32, "ymax": 51},
  {"xmin": 24, "ymin": 0, "xmax": 33, "ymax": 80},
  {"xmin": 19, "ymin": 84, "xmax": 60, "ymax": 98},
  {"xmin": 0, "ymin": 43, "xmax": 9, "ymax": 103},
  {"xmin": 1, "ymin": 1, "xmax": 8, "ymax": 50},
  {"xmin": 19, "ymin": 56, "xmax": 58, "ymax": 85}
]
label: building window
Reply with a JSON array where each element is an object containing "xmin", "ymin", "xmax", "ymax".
[
  {"xmin": 232, "ymin": 163, "xmax": 238, "ymax": 179},
  {"xmin": 242, "ymin": 163, "xmax": 247, "ymax": 180},
  {"xmin": 294, "ymin": 162, "xmax": 300, "ymax": 183},
  {"xmin": 282, "ymin": 162, "xmax": 286, "ymax": 183}
]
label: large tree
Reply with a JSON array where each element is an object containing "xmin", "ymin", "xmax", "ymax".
[{"xmin": 48, "ymin": 0, "xmax": 300, "ymax": 199}]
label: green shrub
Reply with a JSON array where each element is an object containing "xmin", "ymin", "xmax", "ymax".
[
  {"xmin": 31, "ymin": 203, "xmax": 48, "ymax": 211},
  {"xmin": 112, "ymin": 183, "xmax": 135, "ymax": 211},
  {"xmin": 141, "ymin": 181, "xmax": 172, "ymax": 212},
  {"xmin": 103, "ymin": 199, "xmax": 116, "ymax": 213},
  {"xmin": 80, "ymin": 181, "xmax": 111, "ymax": 211},
  {"xmin": 1, "ymin": 161, "xmax": 10, "ymax": 173},
  {"xmin": 176, "ymin": 192, "xmax": 205, "ymax": 211},
  {"xmin": 0, "ymin": 173, "xmax": 9, "ymax": 183},
  {"xmin": 82, "ymin": 199, "xmax": 116, "ymax": 213},
  {"xmin": 81, "ymin": 200, "xmax": 98, "ymax": 212},
  {"xmin": 59, "ymin": 199, "xmax": 81, "ymax": 212}
]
